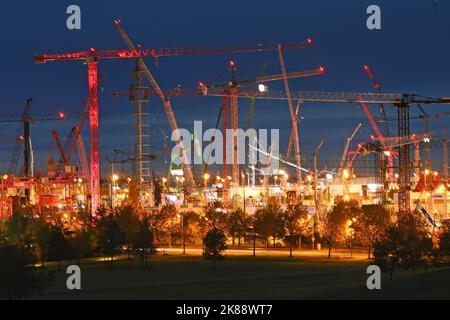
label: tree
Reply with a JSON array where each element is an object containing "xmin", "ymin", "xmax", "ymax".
[
  {"xmin": 152, "ymin": 204, "xmax": 179, "ymax": 245},
  {"xmin": 27, "ymin": 218, "xmax": 52, "ymax": 266},
  {"xmin": 132, "ymin": 219, "xmax": 156, "ymax": 267},
  {"xmin": 116, "ymin": 206, "xmax": 140, "ymax": 259},
  {"xmin": 96, "ymin": 214, "xmax": 126, "ymax": 267},
  {"xmin": 351, "ymin": 204, "xmax": 392, "ymax": 259},
  {"xmin": 282, "ymin": 205, "xmax": 308, "ymax": 257},
  {"xmin": 203, "ymin": 227, "xmax": 227, "ymax": 270},
  {"xmin": 373, "ymin": 214, "xmax": 432, "ymax": 280},
  {"xmin": 69, "ymin": 228, "xmax": 94, "ymax": 265},
  {"xmin": 373, "ymin": 226, "xmax": 401, "ymax": 281},
  {"xmin": 4, "ymin": 211, "xmax": 32, "ymax": 247},
  {"xmin": 438, "ymin": 220, "xmax": 450, "ymax": 264},
  {"xmin": 0, "ymin": 244, "xmax": 53, "ymax": 299},
  {"xmin": 46, "ymin": 226, "xmax": 73, "ymax": 270},
  {"xmin": 226, "ymin": 208, "xmax": 248, "ymax": 246},
  {"xmin": 179, "ymin": 211, "xmax": 205, "ymax": 246},
  {"xmin": 397, "ymin": 214, "xmax": 433, "ymax": 276},
  {"xmin": 252, "ymin": 204, "xmax": 284, "ymax": 247},
  {"xmin": 319, "ymin": 200, "xmax": 357, "ymax": 258},
  {"xmin": 204, "ymin": 201, "xmax": 228, "ymax": 230}
]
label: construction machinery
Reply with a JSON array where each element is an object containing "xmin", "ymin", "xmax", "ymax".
[
  {"xmin": 35, "ymin": 19, "xmax": 315, "ymax": 214},
  {"xmin": 200, "ymin": 88, "xmax": 450, "ymax": 216},
  {"xmin": 199, "ymin": 62, "xmax": 324, "ymax": 188},
  {"xmin": 1, "ymin": 98, "xmax": 65, "ymax": 178}
]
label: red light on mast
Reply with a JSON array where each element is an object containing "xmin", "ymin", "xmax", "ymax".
[
  {"xmin": 319, "ymin": 66, "xmax": 325, "ymax": 73},
  {"xmin": 363, "ymin": 65, "xmax": 369, "ymax": 71},
  {"xmin": 198, "ymin": 82, "xmax": 205, "ymax": 88},
  {"xmin": 229, "ymin": 60, "xmax": 236, "ymax": 68},
  {"xmin": 306, "ymin": 37, "xmax": 313, "ymax": 44},
  {"xmin": 58, "ymin": 112, "xmax": 65, "ymax": 119}
]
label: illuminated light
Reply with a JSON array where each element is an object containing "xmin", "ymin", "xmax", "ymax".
[
  {"xmin": 424, "ymin": 138, "xmax": 431, "ymax": 143},
  {"xmin": 204, "ymin": 173, "xmax": 210, "ymax": 180},
  {"xmin": 2, "ymin": 174, "xmax": 8, "ymax": 180},
  {"xmin": 18, "ymin": 136, "xmax": 24, "ymax": 141},
  {"xmin": 363, "ymin": 65, "xmax": 369, "ymax": 71},
  {"xmin": 229, "ymin": 60, "xmax": 236, "ymax": 68},
  {"xmin": 162, "ymin": 178, "xmax": 167, "ymax": 183},
  {"xmin": 198, "ymin": 81, "xmax": 205, "ymax": 88},
  {"xmin": 112, "ymin": 174, "xmax": 119, "ymax": 182},
  {"xmin": 306, "ymin": 37, "xmax": 313, "ymax": 44},
  {"xmin": 425, "ymin": 169, "xmax": 430, "ymax": 176},
  {"xmin": 227, "ymin": 176, "xmax": 232, "ymax": 181},
  {"xmin": 284, "ymin": 174, "xmax": 289, "ymax": 180},
  {"xmin": 58, "ymin": 112, "xmax": 65, "ymax": 119},
  {"xmin": 258, "ymin": 84, "xmax": 268, "ymax": 93},
  {"xmin": 370, "ymin": 135, "xmax": 376, "ymax": 141},
  {"xmin": 343, "ymin": 169, "xmax": 349, "ymax": 179},
  {"xmin": 114, "ymin": 19, "xmax": 121, "ymax": 24},
  {"xmin": 344, "ymin": 195, "xmax": 350, "ymax": 202},
  {"xmin": 383, "ymin": 150, "xmax": 391, "ymax": 157},
  {"xmin": 90, "ymin": 47, "xmax": 95, "ymax": 53},
  {"xmin": 433, "ymin": 171, "xmax": 438, "ymax": 176},
  {"xmin": 318, "ymin": 66, "xmax": 325, "ymax": 73},
  {"xmin": 368, "ymin": 183, "xmax": 378, "ymax": 193},
  {"xmin": 171, "ymin": 169, "xmax": 184, "ymax": 176},
  {"xmin": 326, "ymin": 173, "xmax": 333, "ymax": 181}
]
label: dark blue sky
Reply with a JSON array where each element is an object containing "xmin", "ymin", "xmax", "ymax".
[{"xmin": 0, "ymin": 0, "xmax": 449, "ymax": 176}]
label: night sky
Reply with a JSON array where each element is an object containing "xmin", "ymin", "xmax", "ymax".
[{"xmin": 0, "ymin": 0, "xmax": 449, "ymax": 177}]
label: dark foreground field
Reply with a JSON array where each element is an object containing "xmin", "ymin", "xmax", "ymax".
[{"xmin": 29, "ymin": 253, "xmax": 450, "ymax": 300}]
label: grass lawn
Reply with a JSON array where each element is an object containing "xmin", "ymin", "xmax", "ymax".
[{"xmin": 30, "ymin": 254, "xmax": 450, "ymax": 300}]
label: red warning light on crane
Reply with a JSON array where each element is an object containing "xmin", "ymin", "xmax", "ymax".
[
  {"xmin": 58, "ymin": 112, "xmax": 65, "ymax": 119},
  {"xmin": 229, "ymin": 60, "xmax": 236, "ymax": 68},
  {"xmin": 319, "ymin": 66, "xmax": 325, "ymax": 73}
]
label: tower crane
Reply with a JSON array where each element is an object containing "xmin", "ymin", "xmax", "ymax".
[
  {"xmin": 363, "ymin": 65, "xmax": 390, "ymax": 136},
  {"xmin": 36, "ymin": 20, "xmax": 314, "ymax": 215},
  {"xmin": 337, "ymin": 123, "xmax": 362, "ymax": 177},
  {"xmin": 379, "ymin": 109, "xmax": 449, "ymax": 176},
  {"xmin": 199, "ymin": 62, "xmax": 324, "ymax": 187},
  {"xmin": 200, "ymin": 87, "xmax": 450, "ymax": 216},
  {"xmin": 1, "ymin": 98, "xmax": 65, "ymax": 178}
]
